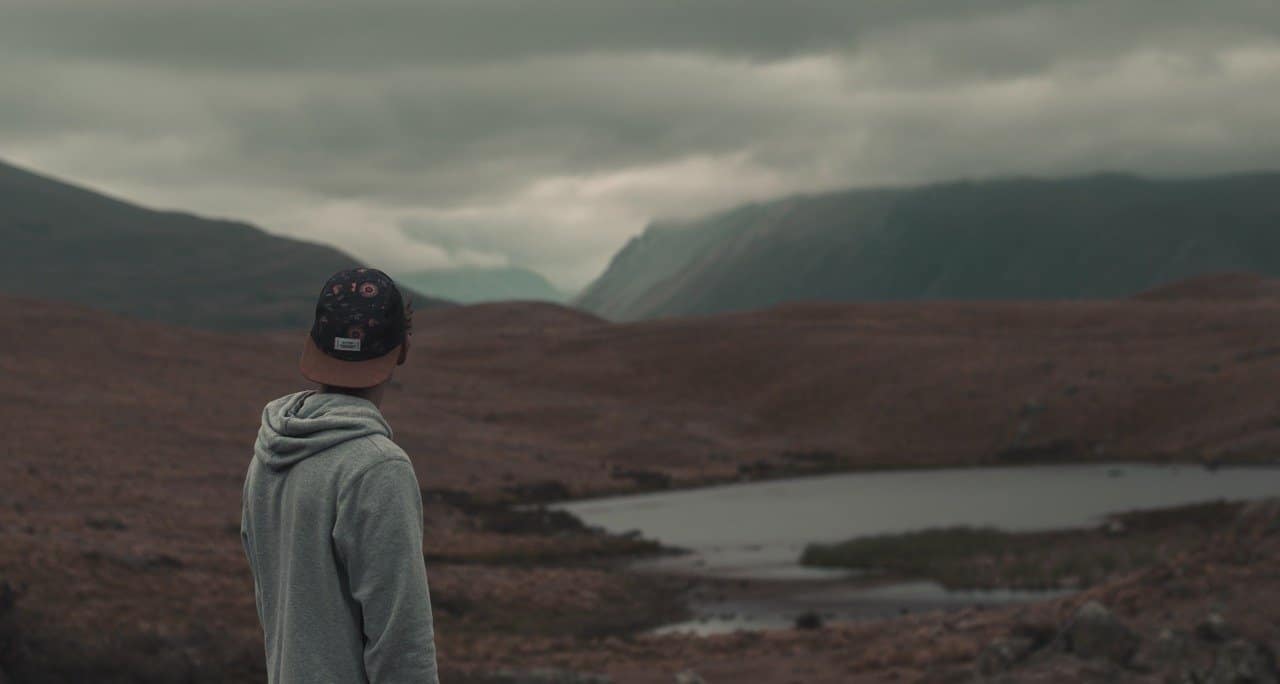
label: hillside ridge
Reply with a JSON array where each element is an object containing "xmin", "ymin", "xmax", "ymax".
[
  {"xmin": 0, "ymin": 157, "xmax": 449, "ymax": 330},
  {"xmin": 577, "ymin": 171, "xmax": 1280, "ymax": 320}
]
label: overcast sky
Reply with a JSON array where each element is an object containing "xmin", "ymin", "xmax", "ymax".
[{"xmin": 4, "ymin": 1, "xmax": 1279, "ymax": 291}]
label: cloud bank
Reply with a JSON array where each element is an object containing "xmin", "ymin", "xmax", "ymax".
[{"xmin": 3, "ymin": 0, "xmax": 1279, "ymax": 290}]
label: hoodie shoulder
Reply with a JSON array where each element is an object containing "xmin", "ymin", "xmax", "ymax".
[
  {"xmin": 348, "ymin": 434, "xmax": 410, "ymax": 468},
  {"xmin": 254, "ymin": 390, "xmax": 397, "ymax": 472},
  {"xmin": 336, "ymin": 434, "xmax": 413, "ymax": 490}
]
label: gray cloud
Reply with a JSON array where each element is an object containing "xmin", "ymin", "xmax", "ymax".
[
  {"xmin": 2, "ymin": 1, "xmax": 1279, "ymax": 291},
  {"xmin": 1, "ymin": 1, "xmax": 1046, "ymax": 67}
]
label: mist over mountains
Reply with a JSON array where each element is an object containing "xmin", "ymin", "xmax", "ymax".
[
  {"xmin": 0, "ymin": 158, "xmax": 450, "ymax": 329},
  {"xmin": 577, "ymin": 173, "xmax": 1280, "ymax": 320},
  {"xmin": 396, "ymin": 266, "xmax": 565, "ymax": 305}
]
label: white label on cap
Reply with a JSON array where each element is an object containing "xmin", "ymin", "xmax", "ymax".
[{"xmin": 334, "ymin": 337, "xmax": 362, "ymax": 352}]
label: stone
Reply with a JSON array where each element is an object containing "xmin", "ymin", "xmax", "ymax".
[
  {"xmin": 794, "ymin": 611, "xmax": 823, "ymax": 630},
  {"xmin": 1203, "ymin": 640, "xmax": 1279, "ymax": 684},
  {"xmin": 977, "ymin": 636, "xmax": 1037, "ymax": 675},
  {"xmin": 1062, "ymin": 601, "xmax": 1140, "ymax": 665},
  {"xmin": 1196, "ymin": 613, "xmax": 1234, "ymax": 644},
  {"xmin": 674, "ymin": 671, "xmax": 707, "ymax": 684},
  {"xmin": 1151, "ymin": 628, "xmax": 1192, "ymax": 664}
]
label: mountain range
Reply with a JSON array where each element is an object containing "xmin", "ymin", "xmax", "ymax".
[
  {"xmin": 0, "ymin": 158, "xmax": 449, "ymax": 329},
  {"xmin": 577, "ymin": 172, "xmax": 1280, "ymax": 320},
  {"xmin": 11, "ymin": 157, "xmax": 1280, "ymax": 329}
]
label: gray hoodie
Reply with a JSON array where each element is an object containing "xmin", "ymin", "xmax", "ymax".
[{"xmin": 241, "ymin": 390, "xmax": 439, "ymax": 684}]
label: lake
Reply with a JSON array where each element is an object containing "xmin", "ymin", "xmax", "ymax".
[
  {"xmin": 555, "ymin": 463, "xmax": 1280, "ymax": 633},
  {"xmin": 558, "ymin": 463, "xmax": 1280, "ymax": 579}
]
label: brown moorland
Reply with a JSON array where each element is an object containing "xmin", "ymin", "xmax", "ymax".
[{"xmin": 1, "ymin": 273, "xmax": 1279, "ymax": 682}]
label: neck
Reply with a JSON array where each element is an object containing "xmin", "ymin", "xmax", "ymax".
[{"xmin": 319, "ymin": 383, "xmax": 386, "ymax": 408}]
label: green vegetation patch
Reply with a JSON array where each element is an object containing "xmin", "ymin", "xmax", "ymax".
[
  {"xmin": 802, "ymin": 526, "xmax": 1017, "ymax": 577},
  {"xmin": 797, "ymin": 503, "xmax": 1236, "ymax": 591}
]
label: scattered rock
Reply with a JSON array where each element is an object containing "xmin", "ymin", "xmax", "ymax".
[
  {"xmin": 1062, "ymin": 601, "xmax": 1140, "ymax": 665},
  {"xmin": 977, "ymin": 636, "xmax": 1037, "ymax": 675},
  {"xmin": 1202, "ymin": 640, "xmax": 1278, "ymax": 684},
  {"xmin": 1011, "ymin": 618, "xmax": 1058, "ymax": 648},
  {"xmin": 795, "ymin": 611, "xmax": 823, "ymax": 630},
  {"xmin": 674, "ymin": 670, "xmax": 707, "ymax": 684},
  {"xmin": 1196, "ymin": 613, "xmax": 1234, "ymax": 644},
  {"xmin": 1151, "ymin": 628, "xmax": 1192, "ymax": 664}
]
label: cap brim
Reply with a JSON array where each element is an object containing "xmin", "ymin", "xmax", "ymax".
[{"xmin": 300, "ymin": 336, "xmax": 402, "ymax": 389}]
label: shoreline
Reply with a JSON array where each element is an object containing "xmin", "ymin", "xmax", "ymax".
[
  {"xmin": 530, "ymin": 471, "xmax": 1269, "ymax": 641},
  {"xmin": 535, "ymin": 455, "xmax": 1280, "ymax": 508}
]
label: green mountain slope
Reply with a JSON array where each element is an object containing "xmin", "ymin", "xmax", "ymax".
[
  {"xmin": 0, "ymin": 158, "xmax": 446, "ymax": 329},
  {"xmin": 577, "ymin": 173, "xmax": 1280, "ymax": 320}
]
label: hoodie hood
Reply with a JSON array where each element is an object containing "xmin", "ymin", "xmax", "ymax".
[{"xmin": 254, "ymin": 390, "xmax": 393, "ymax": 471}]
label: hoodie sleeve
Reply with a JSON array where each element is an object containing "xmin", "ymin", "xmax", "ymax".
[
  {"xmin": 333, "ymin": 458, "xmax": 439, "ymax": 684},
  {"xmin": 240, "ymin": 468, "xmax": 267, "ymax": 630}
]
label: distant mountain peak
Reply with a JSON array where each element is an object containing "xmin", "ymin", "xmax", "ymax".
[{"xmin": 576, "ymin": 171, "xmax": 1280, "ymax": 320}]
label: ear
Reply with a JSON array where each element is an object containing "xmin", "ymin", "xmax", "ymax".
[{"xmin": 397, "ymin": 336, "xmax": 410, "ymax": 366}]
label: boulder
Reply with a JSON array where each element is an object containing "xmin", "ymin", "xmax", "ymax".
[
  {"xmin": 1203, "ymin": 640, "xmax": 1278, "ymax": 684},
  {"xmin": 1197, "ymin": 613, "xmax": 1235, "ymax": 644},
  {"xmin": 674, "ymin": 671, "xmax": 707, "ymax": 684},
  {"xmin": 1062, "ymin": 601, "xmax": 1140, "ymax": 665},
  {"xmin": 977, "ymin": 636, "xmax": 1037, "ymax": 675},
  {"xmin": 794, "ymin": 612, "xmax": 823, "ymax": 630},
  {"xmin": 1151, "ymin": 628, "xmax": 1192, "ymax": 664}
]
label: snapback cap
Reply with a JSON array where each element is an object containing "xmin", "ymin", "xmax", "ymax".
[{"xmin": 300, "ymin": 267, "xmax": 411, "ymax": 389}]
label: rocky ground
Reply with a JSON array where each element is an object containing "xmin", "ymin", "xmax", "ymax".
[
  {"xmin": 442, "ymin": 500, "xmax": 1280, "ymax": 683},
  {"xmin": 1, "ymin": 275, "xmax": 1280, "ymax": 682}
]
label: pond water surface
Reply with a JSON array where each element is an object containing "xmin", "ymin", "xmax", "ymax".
[
  {"xmin": 558, "ymin": 463, "xmax": 1280, "ymax": 580},
  {"xmin": 555, "ymin": 463, "xmax": 1280, "ymax": 634}
]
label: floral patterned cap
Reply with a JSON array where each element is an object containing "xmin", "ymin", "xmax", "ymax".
[{"xmin": 299, "ymin": 267, "xmax": 411, "ymax": 388}]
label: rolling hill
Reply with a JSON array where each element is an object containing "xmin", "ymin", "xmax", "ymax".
[
  {"xmin": 0, "ymin": 158, "xmax": 447, "ymax": 329},
  {"xmin": 577, "ymin": 173, "xmax": 1280, "ymax": 320}
]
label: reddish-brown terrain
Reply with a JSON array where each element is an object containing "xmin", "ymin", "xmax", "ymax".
[{"xmin": 2, "ymin": 273, "xmax": 1279, "ymax": 682}]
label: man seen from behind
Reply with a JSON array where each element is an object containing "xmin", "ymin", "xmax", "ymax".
[{"xmin": 241, "ymin": 268, "xmax": 439, "ymax": 683}]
